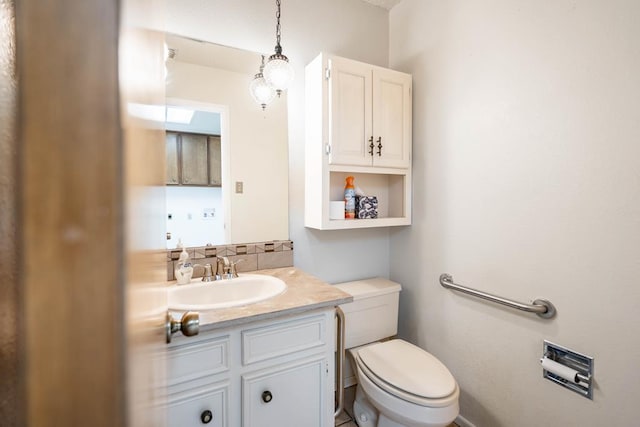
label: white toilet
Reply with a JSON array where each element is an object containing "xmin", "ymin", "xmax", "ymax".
[{"xmin": 335, "ymin": 278, "xmax": 459, "ymax": 427}]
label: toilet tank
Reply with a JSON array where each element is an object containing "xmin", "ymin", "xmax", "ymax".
[{"xmin": 335, "ymin": 278, "xmax": 402, "ymax": 349}]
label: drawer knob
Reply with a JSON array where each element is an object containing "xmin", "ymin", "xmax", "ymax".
[
  {"xmin": 200, "ymin": 409, "xmax": 213, "ymax": 424},
  {"xmin": 261, "ymin": 390, "xmax": 273, "ymax": 403}
]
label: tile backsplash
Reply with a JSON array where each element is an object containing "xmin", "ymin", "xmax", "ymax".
[{"xmin": 167, "ymin": 240, "xmax": 293, "ymax": 281}]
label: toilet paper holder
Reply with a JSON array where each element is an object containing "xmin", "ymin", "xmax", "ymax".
[{"xmin": 541, "ymin": 340, "xmax": 594, "ymax": 399}]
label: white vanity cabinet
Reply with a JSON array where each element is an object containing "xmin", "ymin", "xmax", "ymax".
[
  {"xmin": 166, "ymin": 308, "xmax": 336, "ymax": 426},
  {"xmin": 305, "ymin": 53, "xmax": 412, "ymax": 230}
]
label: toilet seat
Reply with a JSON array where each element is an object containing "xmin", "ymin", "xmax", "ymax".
[{"xmin": 355, "ymin": 339, "xmax": 458, "ymax": 408}]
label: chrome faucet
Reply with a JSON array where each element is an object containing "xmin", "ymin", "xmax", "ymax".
[
  {"xmin": 194, "ymin": 257, "xmax": 242, "ymax": 282},
  {"xmin": 215, "ymin": 256, "xmax": 230, "ymax": 280}
]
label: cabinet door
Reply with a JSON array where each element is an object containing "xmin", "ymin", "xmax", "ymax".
[
  {"xmin": 328, "ymin": 56, "xmax": 372, "ymax": 167},
  {"xmin": 372, "ymin": 68, "xmax": 412, "ymax": 168},
  {"xmin": 166, "ymin": 131, "xmax": 180, "ymax": 185},
  {"xmin": 167, "ymin": 384, "xmax": 228, "ymax": 427},
  {"xmin": 208, "ymin": 136, "xmax": 222, "ymax": 186},
  {"xmin": 242, "ymin": 357, "xmax": 326, "ymax": 427},
  {"xmin": 181, "ymin": 133, "xmax": 209, "ymax": 185}
]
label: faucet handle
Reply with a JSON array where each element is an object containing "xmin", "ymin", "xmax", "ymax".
[
  {"xmin": 201, "ymin": 263, "xmax": 214, "ymax": 282},
  {"xmin": 229, "ymin": 259, "xmax": 244, "ymax": 278}
]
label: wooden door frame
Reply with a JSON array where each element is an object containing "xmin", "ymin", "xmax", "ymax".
[
  {"xmin": 0, "ymin": 0, "xmax": 19, "ymax": 425},
  {"xmin": 6, "ymin": 0, "xmax": 124, "ymax": 425}
]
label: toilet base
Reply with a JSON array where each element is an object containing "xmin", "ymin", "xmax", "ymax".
[
  {"xmin": 377, "ymin": 414, "xmax": 414, "ymax": 427},
  {"xmin": 352, "ymin": 385, "xmax": 377, "ymax": 427},
  {"xmin": 353, "ymin": 369, "xmax": 458, "ymax": 427},
  {"xmin": 352, "ymin": 386, "xmax": 421, "ymax": 427}
]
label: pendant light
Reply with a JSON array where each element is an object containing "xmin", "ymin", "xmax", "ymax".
[
  {"xmin": 263, "ymin": 0, "xmax": 294, "ymax": 97},
  {"xmin": 249, "ymin": 55, "xmax": 276, "ymax": 110}
]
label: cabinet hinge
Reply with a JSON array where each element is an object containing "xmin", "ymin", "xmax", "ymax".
[
  {"xmin": 325, "ymin": 144, "xmax": 331, "ymax": 155},
  {"xmin": 325, "ymin": 68, "xmax": 331, "ymax": 80}
]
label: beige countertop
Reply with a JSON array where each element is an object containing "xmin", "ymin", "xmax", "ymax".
[{"xmin": 172, "ymin": 267, "xmax": 353, "ymax": 330}]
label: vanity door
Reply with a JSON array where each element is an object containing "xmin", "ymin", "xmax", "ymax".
[{"xmin": 241, "ymin": 356, "xmax": 327, "ymax": 427}]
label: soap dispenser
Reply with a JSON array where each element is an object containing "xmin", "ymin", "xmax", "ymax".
[{"xmin": 174, "ymin": 239, "xmax": 194, "ymax": 285}]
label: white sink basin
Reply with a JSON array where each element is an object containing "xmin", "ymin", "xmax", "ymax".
[{"xmin": 168, "ymin": 274, "xmax": 287, "ymax": 311}]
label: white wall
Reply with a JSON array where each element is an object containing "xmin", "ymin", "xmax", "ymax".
[
  {"xmin": 166, "ymin": 0, "xmax": 393, "ymax": 283},
  {"xmin": 389, "ymin": 1, "xmax": 640, "ymax": 425},
  {"xmin": 165, "ymin": 186, "xmax": 224, "ymax": 248}
]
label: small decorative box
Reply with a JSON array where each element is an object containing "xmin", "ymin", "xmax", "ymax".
[{"xmin": 355, "ymin": 196, "xmax": 378, "ymax": 219}]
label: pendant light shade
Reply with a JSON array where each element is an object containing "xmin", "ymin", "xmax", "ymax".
[
  {"xmin": 263, "ymin": 51, "xmax": 294, "ymax": 96},
  {"xmin": 263, "ymin": 0, "xmax": 294, "ymax": 96},
  {"xmin": 250, "ymin": 55, "xmax": 276, "ymax": 110}
]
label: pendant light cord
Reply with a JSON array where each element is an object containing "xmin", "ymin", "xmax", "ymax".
[{"xmin": 274, "ymin": 0, "xmax": 282, "ymax": 54}]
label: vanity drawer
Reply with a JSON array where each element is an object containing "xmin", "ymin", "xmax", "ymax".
[
  {"xmin": 167, "ymin": 381, "xmax": 229, "ymax": 427},
  {"xmin": 242, "ymin": 314, "xmax": 326, "ymax": 365},
  {"xmin": 168, "ymin": 335, "xmax": 230, "ymax": 386}
]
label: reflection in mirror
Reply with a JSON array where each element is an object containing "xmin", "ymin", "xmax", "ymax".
[
  {"xmin": 165, "ymin": 102, "xmax": 226, "ymax": 247},
  {"xmin": 164, "ymin": 34, "xmax": 289, "ymax": 249}
]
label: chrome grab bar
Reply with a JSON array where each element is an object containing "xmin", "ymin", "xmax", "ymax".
[
  {"xmin": 439, "ymin": 273, "xmax": 556, "ymax": 319},
  {"xmin": 334, "ymin": 306, "xmax": 346, "ymax": 418}
]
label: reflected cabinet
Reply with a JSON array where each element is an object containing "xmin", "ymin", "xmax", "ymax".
[{"xmin": 166, "ymin": 131, "xmax": 222, "ymax": 186}]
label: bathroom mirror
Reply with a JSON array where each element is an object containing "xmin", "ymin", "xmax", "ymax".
[{"xmin": 164, "ymin": 33, "xmax": 289, "ymax": 249}]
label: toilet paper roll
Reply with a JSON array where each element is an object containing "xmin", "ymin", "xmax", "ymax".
[
  {"xmin": 330, "ymin": 201, "xmax": 346, "ymax": 220},
  {"xmin": 540, "ymin": 357, "xmax": 581, "ymax": 384}
]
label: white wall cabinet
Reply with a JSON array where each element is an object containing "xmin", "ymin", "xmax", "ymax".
[
  {"xmin": 328, "ymin": 55, "xmax": 411, "ymax": 169},
  {"xmin": 166, "ymin": 309, "xmax": 335, "ymax": 426},
  {"xmin": 305, "ymin": 53, "xmax": 412, "ymax": 230}
]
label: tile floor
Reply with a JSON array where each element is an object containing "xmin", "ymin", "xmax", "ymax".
[{"xmin": 335, "ymin": 386, "xmax": 458, "ymax": 427}]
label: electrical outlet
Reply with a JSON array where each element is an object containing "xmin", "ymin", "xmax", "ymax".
[
  {"xmin": 235, "ymin": 181, "xmax": 243, "ymax": 194},
  {"xmin": 203, "ymin": 208, "xmax": 215, "ymax": 220}
]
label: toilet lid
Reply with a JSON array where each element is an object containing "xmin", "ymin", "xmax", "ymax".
[{"xmin": 358, "ymin": 339, "xmax": 457, "ymax": 399}]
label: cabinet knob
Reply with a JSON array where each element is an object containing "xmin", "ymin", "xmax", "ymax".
[
  {"xmin": 200, "ymin": 409, "xmax": 213, "ymax": 424},
  {"xmin": 261, "ymin": 390, "xmax": 273, "ymax": 403}
]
